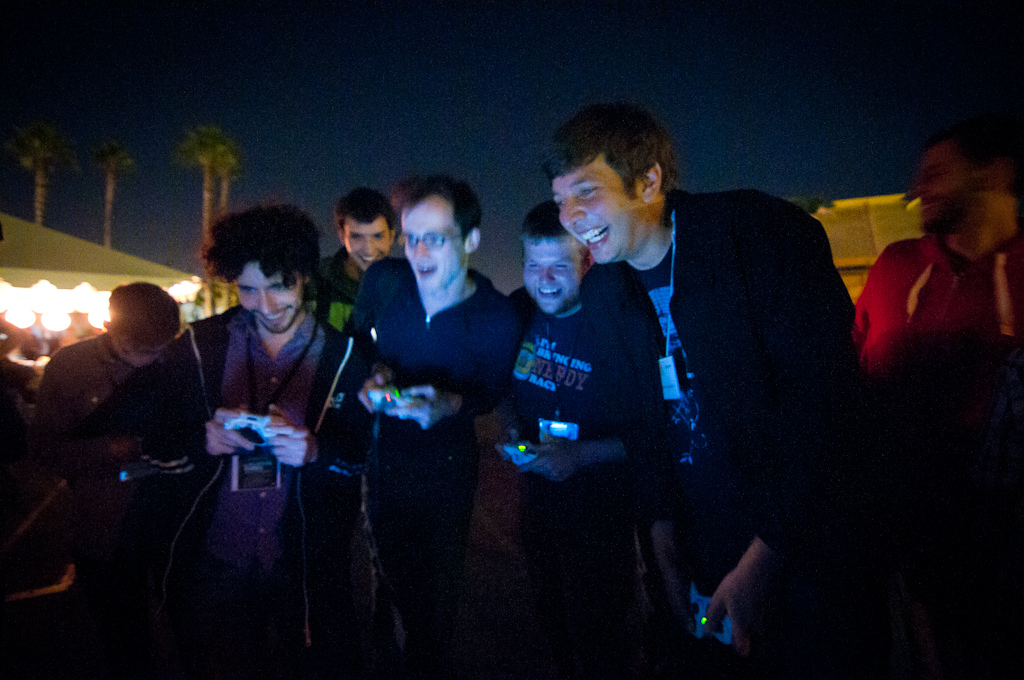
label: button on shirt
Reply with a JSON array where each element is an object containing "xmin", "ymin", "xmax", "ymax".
[{"xmin": 204, "ymin": 310, "xmax": 323, "ymax": 572}]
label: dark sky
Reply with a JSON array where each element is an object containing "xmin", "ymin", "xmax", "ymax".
[{"xmin": 2, "ymin": 0, "xmax": 1021, "ymax": 293}]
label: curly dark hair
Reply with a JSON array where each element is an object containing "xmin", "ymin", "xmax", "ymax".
[
  {"xmin": 202, "ymin": 204, "xmax": 320, "ymax": 286},
  {"xmin": 543, "ymin": 102, "xmax": 679, "ymax": 195}
]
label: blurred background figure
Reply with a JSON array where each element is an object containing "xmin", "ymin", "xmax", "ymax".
[
  {"xmin": 30, "ymin": 282, "xmax": 181, "ymax": 679},
  {"xmin": 854, "ymin": 114, "xmax": 1024, "ymax": 678}
]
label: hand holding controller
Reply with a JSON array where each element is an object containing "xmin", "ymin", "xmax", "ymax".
[{"xmin": 690, "ymin": 582, "xmax": 733, "ymax": 645}]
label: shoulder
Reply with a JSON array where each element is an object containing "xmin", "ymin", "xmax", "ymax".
[
  {"xmin": 507, "ymin": 287, "xmax": 536, "ymax": 326},
  {"xmin": 47, "ymin": 336, "xmax": 103, "ymax": 368},
  {"xmin": 364, "ymin": 257, "xmax": 413, "ymax": 286},
  {"xmin": 673, "ymin": 189, "xmax": 821, "ymax": 240},
  {"xmin": 872, "ymin": 237, "xmax": 934, "ymax": 275},
  {"xmin": 467, "ymin": 272, "xmax": 522, "ymax": 335},
  {"xmin": 190, "ymin": 307, "xmax": 239, "ymax": 341},
  {"xmin": 358, "ymin": 258, "xmax": 414, "ymax": 305},
  {"xmin": 165, "ymin": 308, "xmax": 239, "ymax": 362},
  {"xmin": 580, "ymin": 261, "xmax": 642, "ymax": 305}
]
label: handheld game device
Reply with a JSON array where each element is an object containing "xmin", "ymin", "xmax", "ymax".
[
  {"xmin": 690, "ymin": 581, "xmax": 733, "ymax": 645},
  {"xmin": 502, "ymin": 442, "xmax": 538, "ymax": 466}
]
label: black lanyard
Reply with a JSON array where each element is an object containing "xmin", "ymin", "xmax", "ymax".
[{"xmin": 245, "ymin": 317, "xmax": 320, "ymax": 415}]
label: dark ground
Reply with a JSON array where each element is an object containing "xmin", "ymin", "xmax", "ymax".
[{"xmin": 1, "ymin": 415, "xmax": 552, "ymax": 679}]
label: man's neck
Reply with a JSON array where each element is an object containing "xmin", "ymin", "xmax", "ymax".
[
  {"xmin": 343, "ymin": 255, "xmax": 363, "ymax": 283},
  {"xmin": 944, "ymin": 196, "xmax": 1020, "ymax": 261},
  {"xmin": 419, "ymin": 272, "xmax": 477, "ymax": 318},
  {"xmin": 626, "ymin": 195, "xmax": 673, "ymax": 271},
  {"xmin": 547, "ymin": 301, "xmax": 582, "ymax": 319},
  {"xmin": 258, "ymin": 307, "xmax": 306, "ymax": 360}
]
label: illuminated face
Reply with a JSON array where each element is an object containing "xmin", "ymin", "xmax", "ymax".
[
  {"xmin": 523, "ymin": 237, "xmax": 585, "ymax": 316},
  {"xmin": 551, "ymin": 155, "xmax": 651, "ymax": 264},
  {"xmin": 235, "ymin": 261, "xmax": 306, "ymax": 335},
  {"xmin": 402, "ymin": 195, "xmax": 477, "ymax": 300},
  {"xmin": 912, "ymin": 140, "xmax": 982, "ymax": 236},
  {"xmin": 340, "ymin": 215, "xmax": 394, "ymax": 273}
]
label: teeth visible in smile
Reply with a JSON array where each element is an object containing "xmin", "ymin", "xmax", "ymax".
[
  {"xmin": 538, "ymin": 288, "xmax": 560, "ymax": 295},
  {"xmin": 580, "ymin": 227, "xmax": 607, "ymax": 243}
]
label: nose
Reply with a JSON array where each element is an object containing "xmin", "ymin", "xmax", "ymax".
[
  {"xmin": 258, "ymin": 291, "xmax": 275, "ymax": 315},
  {"xmin": 413, "ymin": 239, "xmax": 430, "ymax": 257},
  {"xmin": 559, "ymin": 199, "xmax": 582, "ymax": 228},
  {"xmin": 541, "ymin": 266, "xmax": 557, "ymax": 283}
]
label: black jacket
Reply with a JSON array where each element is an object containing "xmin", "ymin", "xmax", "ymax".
[
  {"xmin": 584, "ymin": 190, "xmax": 863, "ymax": 581},
  {"xmin": 150, "ymin": 307, "xmax": 372, "ymax": 595}
]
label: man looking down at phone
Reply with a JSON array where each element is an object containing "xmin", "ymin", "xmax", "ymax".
[
  {"xmin": 152, "ymin": 204, "xmax": 372, "ymax": 680},
  {"xmin": 349, "ymin": 175, "xmax": 521, "ymax": 678},
  {"xmin": 504, "ymin": 200, "xmax": 669, "ymax": 679}
]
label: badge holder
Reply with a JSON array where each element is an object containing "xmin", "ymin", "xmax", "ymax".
[{"xmin": 230, "ymin": 448, "xmax": 281, "ymax": 491}]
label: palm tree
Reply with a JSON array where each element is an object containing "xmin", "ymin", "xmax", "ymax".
[
  {"xmin": 5, "ymin": 122, "xmax": 77, "ymax": 226},
  {"xmin": 176, "ymin": 125, "xmax": 239, "ymax": 238},
  {"xmin": 212, "ymin": 139, "xmax": 241, "ymax": 218},
  {"xmin": 94, "ymin": 141, "xmax": 135, "ymax": 248}
]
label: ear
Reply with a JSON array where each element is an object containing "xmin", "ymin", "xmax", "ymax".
[
  {"xmin": 639, "ymin": 163, "xmax": 663, "ymax": 203},
  {"xmin": 982, "ymin": 158, "xmax": 1016, "ymax": 194},
  {"xmin": 463, "ymin": 228, "xmax": 481, "ymax": 254}
]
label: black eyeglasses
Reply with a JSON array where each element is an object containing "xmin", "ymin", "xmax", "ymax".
[{"xmin": 403, "ymin": 231, "xmax": 458, "ymax": 250}]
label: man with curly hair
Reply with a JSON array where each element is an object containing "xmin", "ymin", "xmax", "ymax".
[{"xmin": 152, "ymin": 204, "xmax": 372, "ymax": 679}]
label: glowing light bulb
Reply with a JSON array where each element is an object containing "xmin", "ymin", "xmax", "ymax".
[
  {"xmin": 5, "ymin": 308, "xmax": 36, "ymax": 329},
  {"xmin": 28, "ymin": 280, "xmax": 59, "ymax": 313},
  {"xmin": 40, "ymin": 311, "xmax": 72, "ymax": 332},
  {"xmin": 70, "ymin": 282, "xmax": 97, "ymax": 312},
  {"xmin": 88, "ymin": 307, "xmax": 110, "ymax": 329}
]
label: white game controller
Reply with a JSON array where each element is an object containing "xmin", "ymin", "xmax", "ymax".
[
  {"xmin": 223, "ymin": 413, "xmax": 293, "ymax": 446},
  {"xmin": 690, "ymin": 581, "xmax": 733, "ymax": 645}
]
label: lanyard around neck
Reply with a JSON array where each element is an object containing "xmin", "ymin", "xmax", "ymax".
[
  {"xmin": 246, "ymin": 317, "xmax": 320, "ymax": 415},
  {"xmin": 665, "ymin": 209, "xmax": 677, "ymax": 357}
]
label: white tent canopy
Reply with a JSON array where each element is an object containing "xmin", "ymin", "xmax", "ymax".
[{"xmin": 0, "ymin": 212, "xmax": 195, "ymax": 290}]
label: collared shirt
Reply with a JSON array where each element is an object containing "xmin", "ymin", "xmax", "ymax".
[{"xmin": 204, "ymin": 309, "xmax": 324, "ymax": 572}]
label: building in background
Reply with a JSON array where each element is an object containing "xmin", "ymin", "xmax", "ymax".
[{"xmin": 814, "ymin": 194, "xmax": 923, "ymax": 302}]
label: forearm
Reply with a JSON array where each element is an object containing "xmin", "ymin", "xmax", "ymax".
[{"xmin": 571, "ymin": 438, "xmax": 626, "ymax": 467}]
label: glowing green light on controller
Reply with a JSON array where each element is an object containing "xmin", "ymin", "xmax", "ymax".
[
  {"xmin": 701, "ymin": 617, "xmax": 707, "ymax": 625},
  {"xmin": 518, "ymin": 444, "xmax": 526, "ymax": 451}
]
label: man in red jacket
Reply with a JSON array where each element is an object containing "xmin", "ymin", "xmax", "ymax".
[{"xmin": 854, "ymin": 114, "xmax": 1023, "ymax": 678}]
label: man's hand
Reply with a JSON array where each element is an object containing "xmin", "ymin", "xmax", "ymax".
[
  {"xmin": 705, "ymin": 536, "xmax": 779, "ymax": 656},
  {"xmin": 358, "ymin": 364, "xmax": 396, "ymax": 412},
  {"xmin": 518, "ymin": 439, "xmax": 579, "ymax": 481},
  {"xmin": 206, "ymin": 408, "xmax": 257, "ymax": 456},
  {"xmin": 107, "ymin": 435, "xmax": 142, "ymax": 463},
  {"xmin": 266, "ymin": 405, "xmax": 317, "ymax": 467},
  {"xmin": 650, "ymin": 520, "xmax": 689, "ymax": 625},
  {"xmin": 389, "ymin": 385, "xmax": 462, "ymax": 430},
  {"xmin": 269, "ymin": 428, "xmax": 317, "ymax": 467}
]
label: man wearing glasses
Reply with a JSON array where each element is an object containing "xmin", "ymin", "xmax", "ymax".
[{"xmin": 349, "ymin": 175, "xmax": 521, "ymax": 678}]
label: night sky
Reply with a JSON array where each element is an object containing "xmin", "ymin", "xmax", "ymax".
[{"xmin": 2, "ymin": 1, "xmax": 1021, "ymax": 293}]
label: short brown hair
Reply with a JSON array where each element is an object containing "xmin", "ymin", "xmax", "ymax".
[
  {"xmin": 107, "ymin": 282, "xmax": 180, "ymax": 347},
  {"xmin": 543, "ymin": 102, "xmax": 679, "ymax": 194},
  {"xmin": 334, "ymin": 187, "xmax": 397, "ymax": 234}
]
